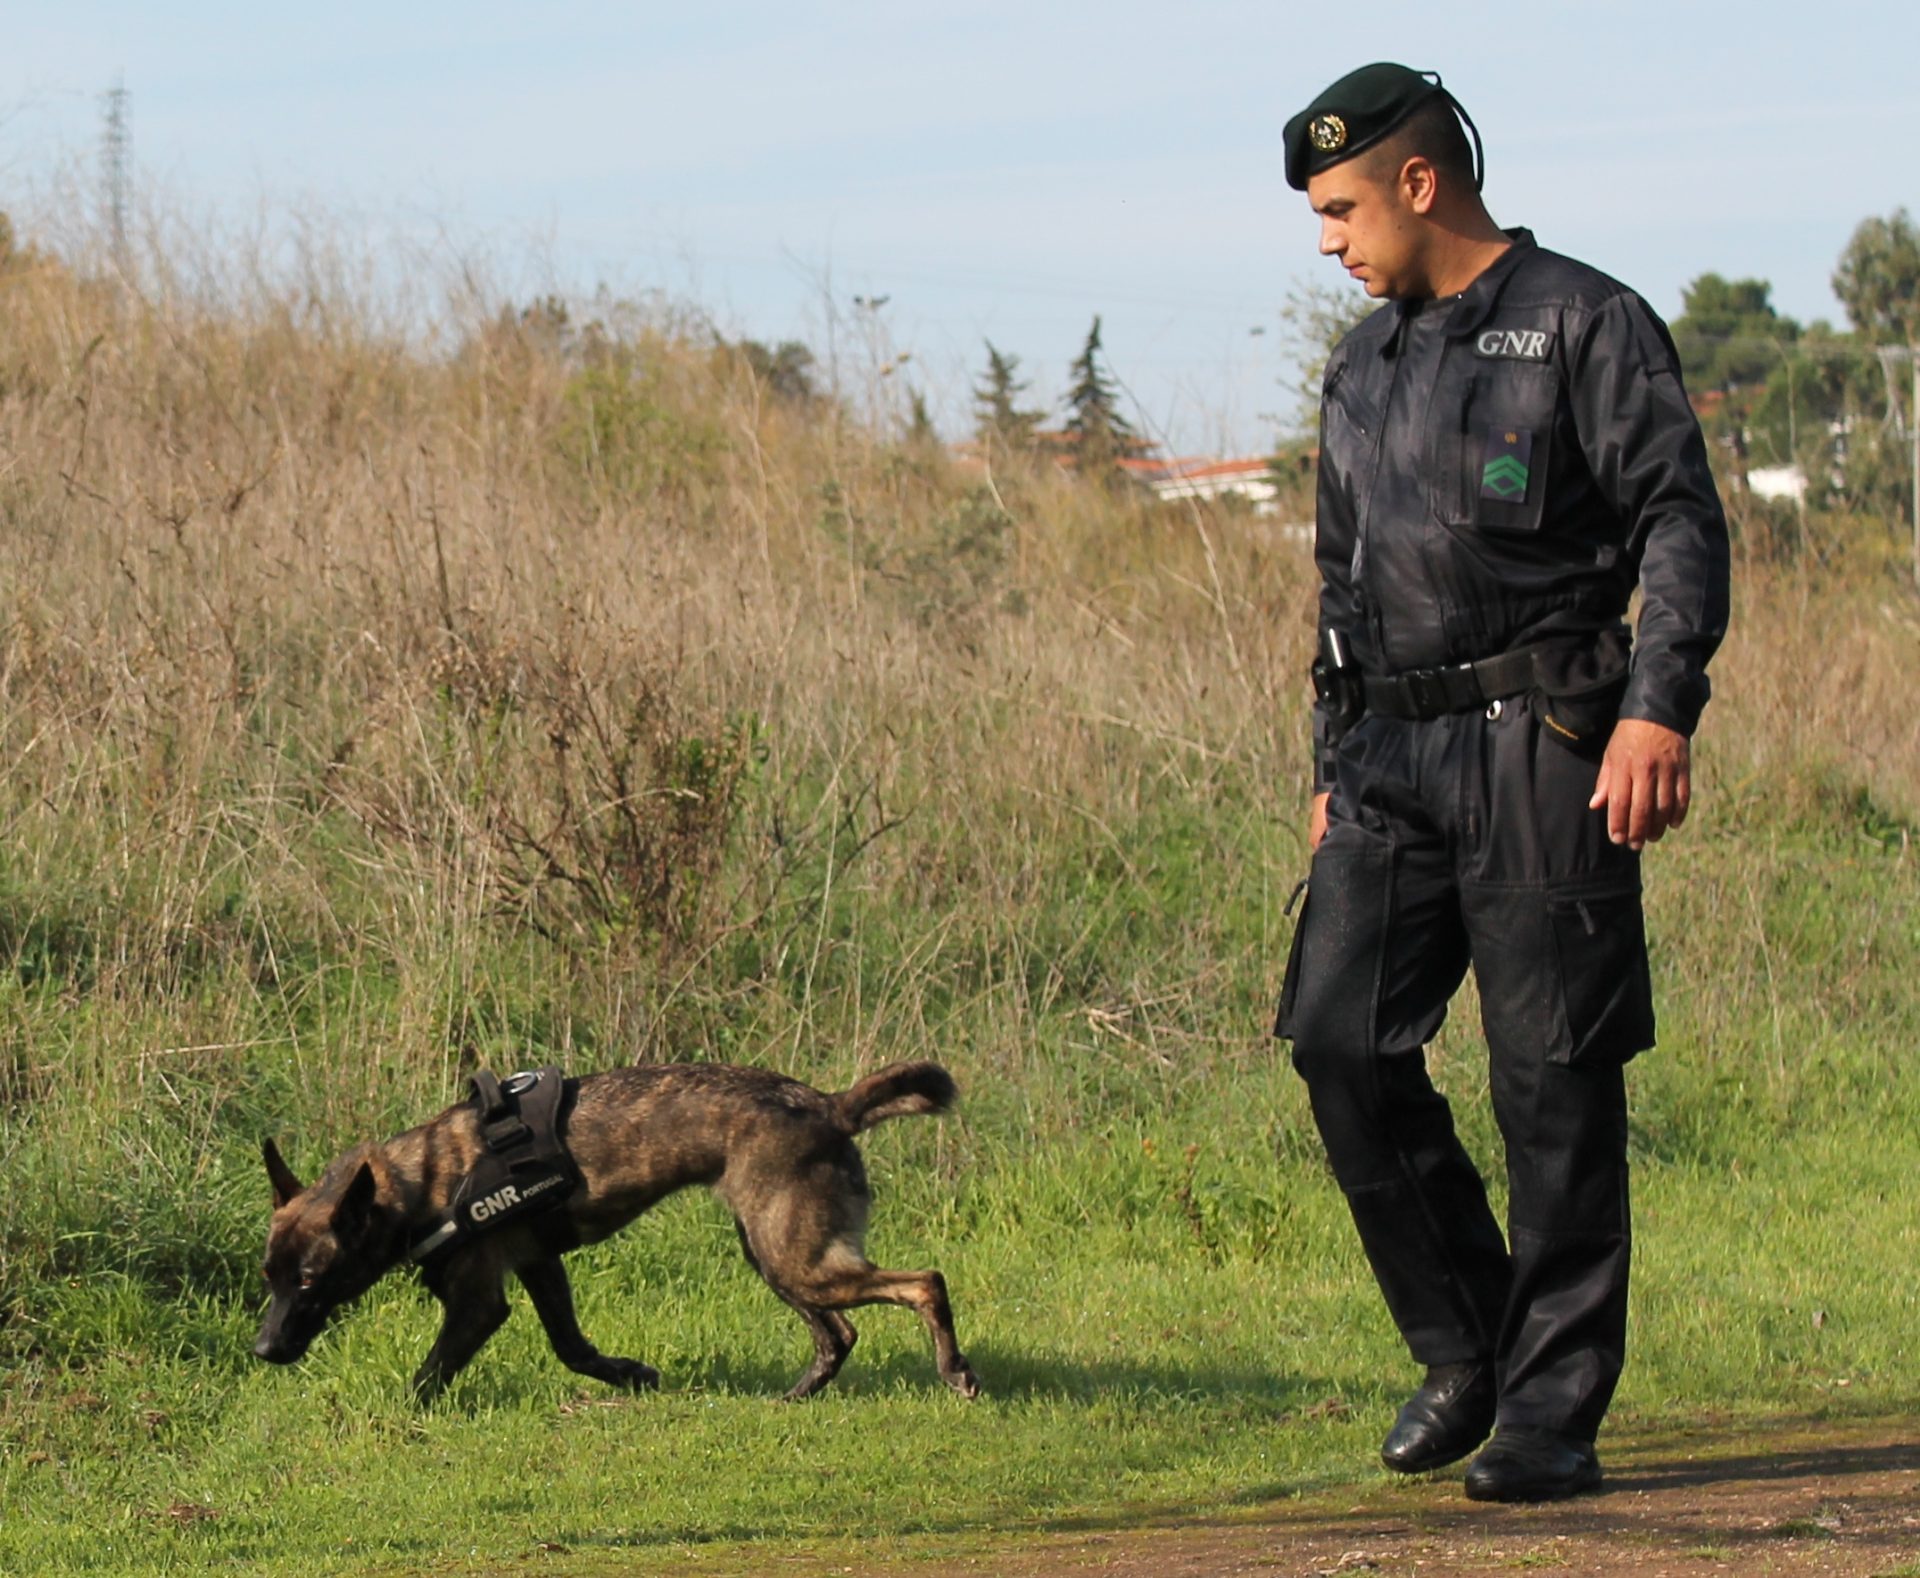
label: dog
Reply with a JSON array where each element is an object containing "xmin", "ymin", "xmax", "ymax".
[{"xmin": 253, "ymin": 1061, "xmax": 981, "ymax": 1403}]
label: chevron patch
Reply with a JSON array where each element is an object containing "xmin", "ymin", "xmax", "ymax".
[{"xmin": 1480, "ymin": 428, "xmax": 1534, "ymax": 502}]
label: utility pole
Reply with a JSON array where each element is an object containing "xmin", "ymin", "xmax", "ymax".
[
  {"xmin": 1885, "ymin": 347, "xmax": 1920, "ymax": 588},
  {"xmin": 102, "ymin": 74, "xmax": 131, "ymax": 277}
]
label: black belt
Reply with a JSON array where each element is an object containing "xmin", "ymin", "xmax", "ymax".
[{"xmin": 1362, "ymin": 642, "xmax": 1555, "ymax": 722}]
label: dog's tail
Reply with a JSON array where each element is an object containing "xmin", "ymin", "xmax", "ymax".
[{"xmin": 831, "ymin": 1061, "xmax": 958, "ymax": 1133}]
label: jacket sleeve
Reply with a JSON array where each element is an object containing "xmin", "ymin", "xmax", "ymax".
[
  {"xmin": 1311, "ymin": 356, "xmax": 1360, "ymax": 794},
  {"xmin": 1565, "ymin": 292, "xmax": 1731, "ymax": 736}
]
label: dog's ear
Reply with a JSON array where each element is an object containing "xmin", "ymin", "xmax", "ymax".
[
  {"xmin": 263, "ymin": 1138, "xmax": 305, "ymax": 1208},
  {"xmin": 331, "ymin": 1161, "xmax": 379, "ymax": 1242}
]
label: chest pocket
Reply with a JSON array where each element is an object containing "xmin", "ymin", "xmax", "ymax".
[
  {"xmin": 1322, "ymin": 360, "xmax": 1379, "ymax": 459},
  {"xmin": 1429, "ymin": 361, "xmax": 1562, "ymax": 535},
  {"xmin": 1321, "ymin": 358, "xmax": 1384, "ymax": 529}
]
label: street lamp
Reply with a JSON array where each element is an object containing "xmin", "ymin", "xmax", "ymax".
[{"xmin": 1877, "ymin": 345, "xmax": 1920, "ymax": 587}]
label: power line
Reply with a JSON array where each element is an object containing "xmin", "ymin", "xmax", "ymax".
[{"xmin": 1676, "ymin": 332, "xmax": 1884, "ymax": 359}]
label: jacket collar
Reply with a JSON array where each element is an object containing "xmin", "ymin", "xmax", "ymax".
[
  {"xmin": 1379, "ymin": 227, "xmax": 1537, "ymax": 355},
  {"xmin": 1443, "ymin": 227, "xmax": 1537, "ymax": 338}
]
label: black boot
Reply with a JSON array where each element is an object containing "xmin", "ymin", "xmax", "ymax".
[
  {"xmin": 1379, "ymin": 1363, "xmax": 1496, "ymax": 1474},
  {"xmin": 1463, "ymin": 1428, "xmax": 1602, "ymax": 1502}
]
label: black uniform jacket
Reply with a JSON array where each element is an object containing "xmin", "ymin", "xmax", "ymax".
[{"xmin": 1312, "ymin": 230, "xmax": 1730, "ymax": 791}]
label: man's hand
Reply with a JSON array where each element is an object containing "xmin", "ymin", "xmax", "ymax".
[
  {"xmin": 1588, "ymin": 719, "xmax": 1691, "ymax": 851},
  {"xmin": 1310, "ymin": 791, "xmax": 1331, "ymax": 852}
]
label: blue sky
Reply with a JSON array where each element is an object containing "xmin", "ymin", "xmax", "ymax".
[{"xmin": 7, "ymin": 1, "xmax": 1915, "ymax": 452}]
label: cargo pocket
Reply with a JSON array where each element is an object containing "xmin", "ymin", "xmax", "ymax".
[
  {"xmin": 1547, "ymin": 883, "xmax": 1655, "ymax": 1064},
  {"xmin": 1273, "ymin": 878, "xmax": 1311, "ymax": 1039},
  {"xmin": 1532, "ymin": 670, "xmax": 1628, "ymax": 761}
]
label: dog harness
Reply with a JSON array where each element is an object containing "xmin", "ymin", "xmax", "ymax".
[{"xmin": 408, "ymin": 1068, "xmax": 581, "ymax": 1264}]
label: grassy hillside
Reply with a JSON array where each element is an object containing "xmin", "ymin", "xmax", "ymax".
[{"xmin": 0, "ymin": 228, "xmax": 1915, "ymax": 1574}]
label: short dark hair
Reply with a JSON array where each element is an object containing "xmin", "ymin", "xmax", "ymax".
[{"xmin": 1360, "ymin": 96, "xmax": 1477, "ymax": 192}]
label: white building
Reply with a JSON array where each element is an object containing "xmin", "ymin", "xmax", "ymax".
[
  {"xmin": 1746, "ymin": 463, "xmax": 1808, "ymax": 506},
  {"xmin": 1133, "ymin": 456, "xmax": 1280, "ymax": 514}
]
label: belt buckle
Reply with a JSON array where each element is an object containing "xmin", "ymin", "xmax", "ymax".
[{"xmin": 1404, "ymin": 668, "xmax": 1448, "ymax": 717}]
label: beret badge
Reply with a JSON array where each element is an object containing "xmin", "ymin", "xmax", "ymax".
[{"xmin": 1308, "ymin": 113, "xmax": 1348, "ymax": 153}]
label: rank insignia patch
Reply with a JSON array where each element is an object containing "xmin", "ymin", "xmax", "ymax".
[
  {"xmin": 1309, "ymin": 114, "xmax": 1347, "ymax": 152},
  {"xmin": 1481, "ymin": 428, "xmax": 1533, "ymax": 501}
]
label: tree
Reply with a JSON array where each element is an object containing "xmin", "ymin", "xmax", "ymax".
[
  {"xmin": 1277, "ymin": 276, "xmax": 1375, "ymax": 438},
  {"xmin": 904, "ymin": 387, "xmax": 940, "ymax": 451},
  {"xmin": 1661, "ymin": 216, "xmax": 1920, "ymax": 528},
  {"xmin": 1667, "ymin": 275, "xmax": 1803, "ymax": 478},
  {"xmin": 1833, "ymin": 209, "xmax": 1920, "ymax": 454},
  {"xmin": 1669, "ymin": 274, "xmax": 1800, "ymax": 398},
  {"xmin": 971, "ymin": 340, "xmax": 1044, "ymax": 456},
  {"xmin": 1833, "ymin": 209, "xmax": 1920, "ymax": 347},
  {"xmin": 736, "ymin": 338, "xmax": 820, "ymax": 406},
  {"xmin": 1062, "ymin": 315, "xmax": 1139, "ymax": 479}
]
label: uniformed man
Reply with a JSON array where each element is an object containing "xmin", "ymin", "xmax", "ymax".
[{"xmin": 1274, "ymin": 64, "xmax": 1730, "ymax": 1502}]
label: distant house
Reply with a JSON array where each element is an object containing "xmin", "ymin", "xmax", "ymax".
[
  {"xmin": 950, "ymin": 441, "xmax": 1307, "ymax": 526},
  {"xmin": 1125, "ymin": 455, "xmax": 1281, "ymax": 514},
  {"xmin": 1690, "ymin": 387, "xmax": 1836, "ymax": 507},
  {"xmin": 1747, "ymin": 464, "xmax": 1809, "ymax": 506}
]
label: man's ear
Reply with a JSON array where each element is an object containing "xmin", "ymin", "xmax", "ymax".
[
  {"xmin": 332, "ymin": 1162, "xmax": 379, "ymax": 1242},
  {"xmin": 263, "ymin": 1138, "xmax": 304, "ymax": 1209},
  {"xmin": 1400, "ymin": 154, "xmax": 1439, "ymax": 215}
]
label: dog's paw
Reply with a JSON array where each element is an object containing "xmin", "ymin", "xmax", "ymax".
[
  {"xmin": 945, "ymin": 1359, "xmax": 982, "ymax": 1400},
  {"xmin": 602, "ymin": 1358, "xmax": 661, "ymax": 1392}
]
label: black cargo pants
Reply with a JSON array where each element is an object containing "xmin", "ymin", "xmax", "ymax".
[{"xmin": 1276, "ymin": 693, "xmax": 1654, "ymax": 1441}]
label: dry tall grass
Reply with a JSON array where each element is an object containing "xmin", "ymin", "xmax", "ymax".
[{"xmin": 0, "ymin": 216, "xmax": 1914, "ymax": 1162}]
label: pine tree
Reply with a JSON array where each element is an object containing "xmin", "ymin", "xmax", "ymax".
[
  {"xmin": 971, "ymin": 340, "xmax": 1044, "ymax": 456},
  {"xmin": 905, "ymin": 388, "xmax": 940, "ymax": 451},
  {"xmin": 1062, "ymin": 315, "xmax": 1138, "ymax": 480}
]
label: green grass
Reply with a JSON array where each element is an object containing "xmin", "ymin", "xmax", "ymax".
[
  {"xmin": 2, "ymin": 1139, "xmax": 1913, "ymax": 1577},
  {"xmin": 1, "ymin": 229, "xmax": 1917, "ymax": 1574},
  {"xmin": 3, "ymin": 967, "xmax": 1916, "ymax": 1575},
  {"xmin": 2, "ymin": 775, "xmax": 1916, "ymax": 1575}
]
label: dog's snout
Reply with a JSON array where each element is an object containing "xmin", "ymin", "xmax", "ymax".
[{"xmin": 253, "ymin": 1322, "xmax": 303, "ymax": 1363}]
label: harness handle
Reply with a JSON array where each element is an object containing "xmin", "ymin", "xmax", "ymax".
[
  {"xmin": 469, "ymin": 1070, "xmax": 508, "ymax": 1121},
  {"xmin": 469, "ymin": 1069, "xmax": 531, "ymax": 1149}
]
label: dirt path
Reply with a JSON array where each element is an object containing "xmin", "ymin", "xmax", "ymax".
[
  {"xmin": 841, "ymin": 1421, "xmax": 1920, "ymax": 1577},
  {"xmin": 447, "ymin": 1419, "xmax": 1918, "ymax": 1576}
]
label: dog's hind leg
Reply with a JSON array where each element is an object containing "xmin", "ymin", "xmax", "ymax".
[
  {"xmin": 735, "ymin": 1218, "xmax": 857, "ymax": 1399},
  {"xmin": 518, "ymin": 1256, "xmax": 660, "ymax": 1393},
  {"xmin": 794, "ymin": 1261, "xmax": 981, "ymax": 1400},
  {"xmin": 780, "ymin": 1302, "xmax": 857, "ymax": 1401},
  {"xmin": 734, "ymin": 1174, "xmax": 978, "ymax": 1399}
]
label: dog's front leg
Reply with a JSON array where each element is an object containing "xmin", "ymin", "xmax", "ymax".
[
  {"xmin": 412, "ymin": 1253, "xmax": 511, "ymax": 1404},
  {"xmin": 518, "ymin": 1256, "xmax": 660, "ymax": 1392}
]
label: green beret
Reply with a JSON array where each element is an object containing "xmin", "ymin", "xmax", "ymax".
[{"xmin": 1283, "ymin": 62, "xmax": 1482, "ymax": 191}]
